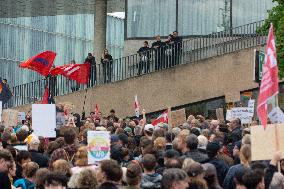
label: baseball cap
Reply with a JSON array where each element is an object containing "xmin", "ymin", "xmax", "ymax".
[
  {"xmin": 144, "ymin": 124, "xmax": 154, "ymax": 133},
  {"xmin": 124, "ymin": 127, "xmax": 132, "ymax": 133}
]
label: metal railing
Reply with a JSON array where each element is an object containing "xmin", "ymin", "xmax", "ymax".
[{"xmin": 4, "ymin": 20, "xmax": 266, "ymax": 108}]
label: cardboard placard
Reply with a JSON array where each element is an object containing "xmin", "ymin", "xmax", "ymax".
[
  {"xmin": 216, "ymin": 108, "xmax": 224, "ymax": 121},
  {"xmin": 32, "ymin": 104, "xmax": 56, "ymax": 138},
  {"xmin": 251, "ymin": 124, "xmax": 284, "ymax": 161},
  {"xmin": 88, "ymin": 131, "xmax": 110, "ymax": 164},
  {"xmin": 2, "ymin": 109, "xmax": 19, "ymax": 127},
  {"xmin": 171, "ymin": 109, "xmax": 186, "ymax": 127}
]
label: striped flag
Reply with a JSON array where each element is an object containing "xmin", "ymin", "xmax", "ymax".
[
  {"xmin": 134, "ymin": 95, "xmax": 140, "ymax": 118},
  {"xmin": 152, "ymin": 110, "xmax": 168, "ymax": 126},
  {"xmin": 257, "ymin": 24, "xmax": 279, "ymax": 129},
  {"xmin": 50, "ymin": 63, "xmax": 90, "ymax": 84}
]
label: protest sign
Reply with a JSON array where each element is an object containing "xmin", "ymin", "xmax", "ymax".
[
  {"xmin": 268, "ymin": 107, "xmax": 284, "ymax": 124},
  {"xmin": 88, "ymin": 131, "xmax": 110, "ymax": 164},
  {"xmin": 216, "ymin": 108, "xmax": 224, "ymax": 121},
  {"xmin": 32, "ymin": 104, "xmax": 56, "ymax": 138},
  {"xmin": 230, "ymin": 107, "xmax": 252, "ymax": 124},
  {"xmin": 251, "ymin": 124, "xmax": 284, "ymax": 161},
  {"xmin": 2, "ymin": 109, "xmax": 18, "ymax": 127},
  {"xmin": 18, "ymin": 112, "xmax": 26, "ymax": 122},
  {"xmin": 226, "ymin": 110, "xmax": 232, "ymax": 121},
  {"xmin": 171, "ymin": 109, "xmax": 186, "ymax": 127}
]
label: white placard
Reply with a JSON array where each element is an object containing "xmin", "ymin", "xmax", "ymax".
[
  {"xmin": 0, "ymin": 101, "xmax": 2, "ymax": 122},
  {"xmin": 32, "ymin": 104, "xmax": 56, "ymax": 138},
  {"xmin": 231, "ymin": 107, "xmax": 254, "ymax": 124},
  {"xmin": 18, "ymin": 112, "xmax": 26, "ymax": 122},
  {"xmin": 226, "ymin": 110, "xmax": 232, "ymax": 121},
  {"xmin": 88, "ymin": 131, "xmax": 110, "ymax": 164},
  {"xmin": 268, "ymin": 107, "xmax": 284, "ymax": 124}
]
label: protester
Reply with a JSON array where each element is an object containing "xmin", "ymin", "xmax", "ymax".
[
  {"xmin": 161, "ymin": 168, "xmax": 188, "ymax": 189},
  {"xmin": 151, "ymin": 35, "xmax": 165, "ymax": 70},
  {"xmin": 101, "ymin": 49, "xmax": 113, "ymax": 83},
  {"xmin": 85, "ymin": 52, "xmax": 97, "ymax": 87},
  {"xmin": 0, "ymin": 150, "xmax": 14, "ymax": 189},
  {"xmin": 141, "ymin": 154, "xmax": 162, "ymax": 189},
  {"xmin": 14, "ymin": 161, "xmax": 39, "ymax": 189},
  {"xmin": 137, "ymin": 41, "xmax": 151, "ymax": 75}
]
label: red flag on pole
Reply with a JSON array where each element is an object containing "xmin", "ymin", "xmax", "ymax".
[
  {"xmin": 257, "ymin": 24, "xmax": 279, "ymax": 129},
  {"xmin": 134, "ymin": 95, "xmax": 140, "ymax": 118},
  {"xmin": 95, "ymin": 104, "xmax": 100, "ymax": 115},
  {"xmin": 152, "ymin": 110, "xmax": 168, "ymax": 126},
  {"xmin": 19, "ymin": 51, "xmax": 56, "ymax": 77},
  {"xmin": 42, "ymin": 86, "xmax": 49, "ymax": 104},
  {"xmin": 50, "ymin": 63, "xmax": 90, "ymax": 84}
]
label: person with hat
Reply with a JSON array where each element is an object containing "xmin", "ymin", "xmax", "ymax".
[
  {"xmin": 144, "ymin": 124, "xmax": 154, "ymax": 140},
  {"xmin": 26, "ymin": 134, "xmax": 49, "ymax": 168},
  {"xmin": 206, "ymin": 141, "xmax": 229, "ymax": 186}
]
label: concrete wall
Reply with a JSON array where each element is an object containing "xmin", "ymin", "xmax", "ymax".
[{"xmin": 13, "ymin": 47, "xmax": 260, "ymax": 118}]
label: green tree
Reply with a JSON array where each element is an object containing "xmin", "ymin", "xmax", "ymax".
[{"xmin": 258, "ymin": 0, "xmax": 284, "ymax": 77}]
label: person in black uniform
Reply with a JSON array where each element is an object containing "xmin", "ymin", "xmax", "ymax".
[
  {"xmin": 101, "ymin": 49, "xmax": 113, "ymax": 83},
  {"xmin": 151, "ymin": 35, "xmax": 165, "ymax": 71},
  {"xmin": 165, "ymin": 34, "xmax": 175, "ymax": 68},
  {"xmin": 85, "ymin": 53, "xmax": 97, "ymax": 87},
  {"xmin": 137, "ymin": 41, "xmax": 151, "ymax": 75},
  {"xmin": 171, "ymin": 31, "xmax": 183, "ymax": 66}
]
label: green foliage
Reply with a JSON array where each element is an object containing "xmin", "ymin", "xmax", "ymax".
[{"xmin": 258, "ymin": 0, "xmax": 284, "ymax": 77}]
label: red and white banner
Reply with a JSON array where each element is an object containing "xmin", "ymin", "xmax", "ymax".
[
  {"xmin": 152, "ymin": 110, "xmax": 168, "ymax": 126},
  {"xmin": 134, "ymin": 95, "xmax": 140, "ymax": 118},
  {"xmin": 50, "ymin": 63, "xmax": 90, "ymax": 84},
  {"xmin": 257, "ymin": 24, "xmax": 279, "ymax": 129}
]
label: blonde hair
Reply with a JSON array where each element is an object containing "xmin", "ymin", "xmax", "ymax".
[
  {"xmin": 240, "ymin": 144, "xmax": 251, "ymax": 166},
  {"xmin": 75, "ymin": 146, "xmax": 88, "ymax": 166},
  {"xmin": 154, "ymin": 137, "xmax": 166, "ymax": 151},
  {"xmin": 182, "ymin": 158, "xmax": 195, "ymax": 170},
  {"xmin": 22, "ymin": 162, "xmax": 39, "ymax": 179},
  {"xmin": 53, "ymin": 159, "xmax": 72, "ymax": 177}
]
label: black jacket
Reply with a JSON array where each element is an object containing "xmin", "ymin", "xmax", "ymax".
[
  {"xmin": 182, "ymin": 149, "xmax": 209, "ymax": 163},
  {"xmin": 0, "ymin": 172, "xmax": 11, "ymax": 189},
  {"xmin": 101, "ymin": 54, "xmax": 113, "ymax": 64},
  {"xmin": 207, "ymin": 157, "xmax": 229, "ymax": 186},
  {"xmin": 29, "ymin": 150, "xmax": 49, "ymax": 168},
  {"xmin": 85, "ymin": 56, "xmax": 96, "ymax": 66}
]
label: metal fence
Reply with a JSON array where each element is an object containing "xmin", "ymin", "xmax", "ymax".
[{"xmin": 5, "ymin": 20, "xmax": 266, "ymax": 108}]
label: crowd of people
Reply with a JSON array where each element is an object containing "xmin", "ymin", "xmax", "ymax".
[{"xmin": 0, "ymin": 103, "xmax": 284, "ymax": 189}]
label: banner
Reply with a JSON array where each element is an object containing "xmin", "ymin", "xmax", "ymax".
[
  {"xmin": 226, "ymin": 99, "xmax": 255, "ymax": 124},
  {"xmin": 88, "ymin": 131, "xmax": 110, "ymax": 164},
  {"xmin": 2, "ymin": 109, "xmax": 18, "ymax": 127},
  {"xmin": 268, "ymin": 107, "xmax": 284, "ymax": 124},
  {"xmin": 32, "ymin": 104, "xmax": 56, "ymax": 138},
  {"xmin": 171, "ymin": 109, "xmax": 186, "ymax": 127}
]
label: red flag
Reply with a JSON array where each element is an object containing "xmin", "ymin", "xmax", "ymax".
[
  {"xmin": 95, "ymin": 104, "xmax": 99, "ymax": 115},
  {"xmin": 42, "ymin": 87, "xmax": 49, "ymax": 104},
  {"xmin": 257, "ymin": 24, "xmax": 279, "ymax": 129},
  {"xmin": 134, "ymin": 95, "xmax": 140, "ymax": 118},
  {"xmin": 152, "ymin": 110, "xmax": 168, "ymax": 126},
  {"xmin": 50, "ymin": 63, "xmax": 90, "ymax": 84},
  {"xmin": 19, "ymin": 51, "xmax": 56, "ymax": 77}
]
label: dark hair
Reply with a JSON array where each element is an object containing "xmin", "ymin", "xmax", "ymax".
[
  {"xmin": 110, "ymin": 109, "xmax": 115, "ymax": 113},
  {"xmin": 6, "ymin": 146, "xmax": 16, "ymax": 160},
  {"xmin": 164, "ymin": 149, "xmax": 180, "ymax": 159},
  {"xmin": 144, "ymin": 41, "xmax": 149, "ymax": 45},
  {"xmin": 44, "ymin": 171, "xmax": 68, "ymax": 187},
  {"xmin": 0, "ymin": 149, "xmax": 14, "ymax": 162},
  {"xmin": 165, "ymin": 158, "xmax": 182, "ymax": 169},
  {"xmin": 16, "ymin": 150, "xmax": 31, "ymax": 164},
  {"xmin": 142, "ymin": 154, "xmax": 156, "ymax": 171},
  {"xmin": 126, "ymin": 163, "xmax": 142, "ymax": 186},
  {"xmin": 166, "ymin": 132, "xmax": 175, "ymax": 143},
  {"xmin": 63, "ymin": 128, "xmax": 77, "ymax": 145},
  {"xmin": 185, "ymin": 134, "xmax": 198, "ymax": 150},
  {"xmin": 162, "ymin": 168, "xmax": 188, "ymax": 189},
  {"xmin": 100, "ymin": 159, "xmax": 123, "ymax": 182},
  {"xmin": 242, "ymin": 169, "xmax": 264, "ymax": 189},
  {"xmin": 190, "ymin": 128, "xmax": 200, "ymax": 136},
  {"xmin": 16, "ymin": 130, "xmax": 29, "ymax": 142},
  {"xmin": 46, "ymin": 141, "xmax": 61, "ymax": 156},
  {"xmin": 98, "ymin": 182, "xmax": 118, "ymax": 189}
]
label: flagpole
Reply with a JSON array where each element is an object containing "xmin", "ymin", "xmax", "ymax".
[
  {"xmin": 275, "ymin": 94, "xmax": 281, "ymax": 172},
  {"xmin": 82, "ymin": 88, "xmax": 88, "ymax": 112}
]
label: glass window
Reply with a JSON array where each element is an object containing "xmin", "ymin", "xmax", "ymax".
[{"xmin": 127, "ymin": 0, "xmax": 176, "ymax": 38}]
